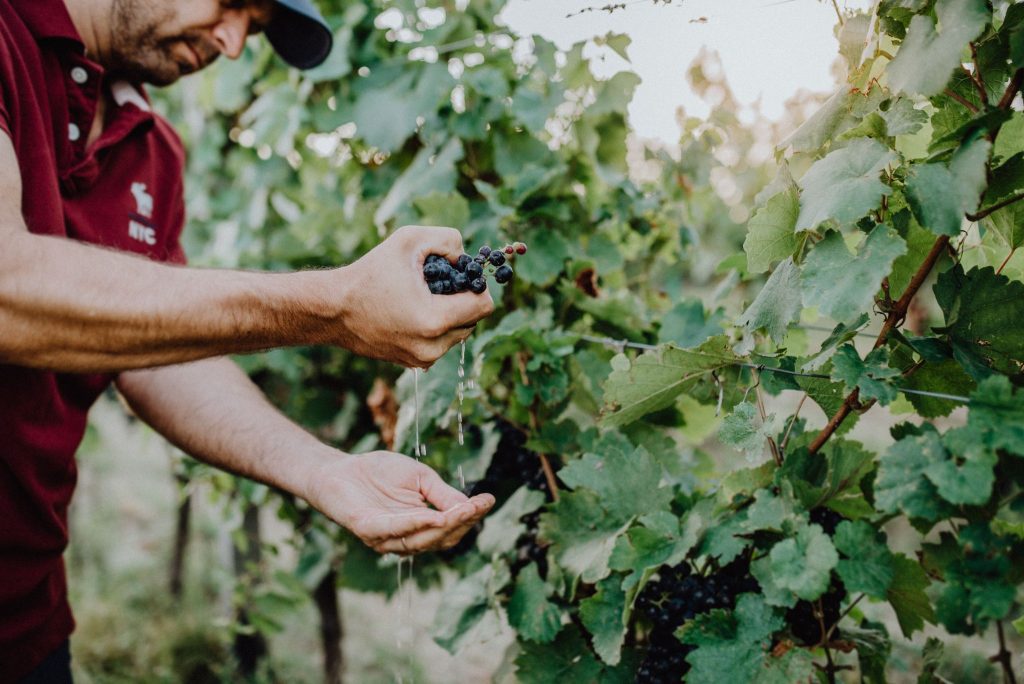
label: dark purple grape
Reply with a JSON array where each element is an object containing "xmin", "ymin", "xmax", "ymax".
[
  {"xmin": 488, "ymin": 251, "xmax": 506, "ymax": 267},
  {"xmin": 469, "ymin": 277, "xmax": 487, "ymax": 294},
  {"xmin": 423, "ymin": 261, "xmax": 446, "ymax": 281},
  {"xmin": 494, "ymin": 264, "xmax": 513, "ymax": 284},
  {"xmin": 465, "ymin": 261, "xmax": 483, "ymax": 279},
  {"xmin": 456, "ymin": 254, "xmax": 473, "ymax": 272},
  {"xmin": 453, "ymin": 272, "xmax": 469, "ymax": 292},
  {"xmin": 478, "ymin": 245, "xmax": 492, "ymax": 258}
]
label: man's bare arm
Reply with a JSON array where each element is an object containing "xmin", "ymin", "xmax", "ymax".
[
  {"xmin": 0, "ymin": 132, "xmax": 493, "ymax": 372},
  {"xmin": 115, "ymin": 360, "xmax": 494, "ymax": 554}
]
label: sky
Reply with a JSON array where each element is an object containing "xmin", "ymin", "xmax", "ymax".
[{"xmin": 500, "ymin": 0, "xmax": 875, "ymax": 143}]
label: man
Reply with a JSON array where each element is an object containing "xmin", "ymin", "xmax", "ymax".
[{"xmin": 0, "ymin": 0, "xmax": 497, "ymax": 680}]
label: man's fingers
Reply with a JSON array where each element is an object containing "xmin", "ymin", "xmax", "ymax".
[
  {"xmin": 410, "ymin": 226, "xmax": 465, "ymax": 263},
  {"xmin": 418, "ymin": 467, "xmax": 472, "ymax": 512},
  {"xmin": 354, "ymin": 509, "xmax": 446, "ymax": 542}
]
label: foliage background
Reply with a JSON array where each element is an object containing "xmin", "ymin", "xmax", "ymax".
[{"xmin": 68, "ymin": 0, "xmax": 1024, "ymax": 681}]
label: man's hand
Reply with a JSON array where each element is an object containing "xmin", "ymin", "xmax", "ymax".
[
  {"xmin": 305, "ymin": 450, "xmax": 495, "ymax": 555},
  {"xmin": 330, "ymin": 225, "xmax": 494, "ymax": 368}
]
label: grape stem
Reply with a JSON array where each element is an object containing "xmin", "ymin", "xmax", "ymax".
[{"xmin": 995, "ymin": 621, "xmax": 1018, "ymax": 684}]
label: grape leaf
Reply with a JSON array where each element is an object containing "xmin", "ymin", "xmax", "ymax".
[
  {"xmin": 351, "ymin": 62, "xmax": 454, "ymax": 151},
  {"xmin": 801, "ymin": 314, "xmax": 870, "ymax": 372},
  {"xmin": 886, "ymin": 553, "xmax": 935, "ymax": 638},
  {"xmin": 579, "ymin": 575, "xmax": 628, "ymax": 665},
  {"xmin": 744, "ymin": 189, "xmax": 800, "ymax": 274},
  {"xmin": 830, "ymin": 344, "xmax": 902, "ymax": 405},
  {"xmin": 959, "ymin": 375, "xmax": 1024, "ymax": 457},
  {"xmin": 845, "ymin": 623, "xmax": 892, "ymax": 684},
  {"xmin": 609, "ymin": 510, "xmax": 701, "ymax": 589},
  {"xmin": 833, "ymin": 520, "xmax": 895, "ymax": 598},
  {"xmin": 930, "ymin": 427, "xmax": 996, "ymax": 505},
  {"xmin": 600, "ymin": 337, "xmax": 739, "ymax": 428},
  {"xmin": 558, "ymin": 446, "xmax": 673, "ymax": 523},
  {"xmin": 890, "ymin": 215, "xmax": 940, "ymax": 300},
  {"xmin": 778, "ymin": 87, "xmax": 885, "ymax": 154},
  {"xmin": 657, "ymin": 299, "xmax": 725, "ymax": 348},
  {"xmin": 887, "ymin": 0, "xmax": 990, "ymax": 97},
  {"xmin": 905, "ymin": 135, "xmax": 991, "ymax": 236},
  {"xmin": 875, "ymin": 427, "xmax": 953, "ymax": 521},
  {"xmin": 719, "ymin": 402, "xmax": 774, "ymax": 461},
  {"xmin": 432, "ymin": 562, "xmax": 506, "ymax": 653},
  {"xmin": 752, "ymin": 523, "xmax": 839, "ymax": 606},
  {"xmin": 540, "ymin": 490, "xmax": 632, "ymax": 583},
  {"xmin": 900, "ymin": 359, "xmax": 976, "ymax": 418},
  {"xmin": 515, "ymin": 625, "xmax": 634, "ymax": 684},
  {"xmin": 879, "ymin": 97, "xmax": 929, "ymax": 136},
  {"xmin": 477, "ymin": 486, "xmax": 547, "ymax": 557},
  {"xmin": 508, "ymin": 564, "xmax": 564, "ymax": 644},
  {"xmin": 933, "ymin": 265, "xmax": 1024, "ymax": 374},
  {"xmin": 737, "ymin": 257, "xmax": 802, "ymax": 344},
  {"xmin": 796, "ymin": 138, "xmax": 898, "ymax": 231},
  {"xmin": 679, "ymin": 595, "xmax": 792, "ymax": 684},
  {"xmin": 801, "ymin": 226, "xmax": 907, "ymax": 323}
]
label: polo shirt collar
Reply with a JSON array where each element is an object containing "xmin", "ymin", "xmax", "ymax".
[{"xmin": 11, "ymin": 0, "xmax": 84, "ymax": 47}]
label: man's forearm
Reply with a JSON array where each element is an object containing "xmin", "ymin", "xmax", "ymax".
[
  {"xmin": 0, "ymin": 230, "xmax": 340, "ymax": 372},
  {"xmin": 115, "ymin": 357, "xmax": 335, "ymax": 496}
]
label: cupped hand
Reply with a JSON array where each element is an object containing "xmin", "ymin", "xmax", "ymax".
[
  {"xmin": 330, "ymin": 225, "xmax": 494, "ymax": 368},
  {"xmin": 305, "ymin": 450, "xmax": 495, "ymax": 555}
]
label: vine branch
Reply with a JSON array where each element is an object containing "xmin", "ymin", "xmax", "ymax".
[
  {"xmin": 807, "ymin": 235, "xmax": 950, "ymax": 455},
  {"xmin": 966, "ymin": 191, "xmax": 1024, "ymax": 221}
]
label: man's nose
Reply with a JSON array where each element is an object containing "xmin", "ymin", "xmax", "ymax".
[{"xmin": 211, "ymin": 10, "xmax": 250, "ymax": 59}]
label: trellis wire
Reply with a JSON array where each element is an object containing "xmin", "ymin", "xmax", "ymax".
[{"xmin": 577, "ymin": 334, "xmax": 975, "ymax": 406}]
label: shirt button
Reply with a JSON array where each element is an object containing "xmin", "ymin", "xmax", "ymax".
[
  {"xmin": 68, "ymin": 123, "xmax": 81, "ymax": 142},
  {"xmin": 70, "ymin": 66, "xmax": 88, "ymax": 84}
]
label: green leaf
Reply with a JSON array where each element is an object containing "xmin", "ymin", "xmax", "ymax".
[
  {"xmin": 508, "ymin": 564, "xmax": 564, "ymax": 644},
  {"xmin": 817, "ymin": 439, "xmax": 876, "ymax": 514},
  {"xmin": 796, "ymin": 138, "xmax": 898, "ymax": 231},
  {"xmin": 679, "ymin": 595, "xmax": 788, "ymax": 684},
  {"xmin": 738, "ymin": 257, "xmax": 802, "ymax": 344},
  {"xmin": 752, "ymin": 523, "xmax": 839, "ymax": 606},
  {"xmin": 880, "ymin": 97, "xmax": 929, "ymax": 136},
  {"xmin": 432, "ymin": 563, "xmax": 504, "ymax": 653},
  {"xmin": 934, "ymin": 265, "xmax": 1024, "ymax": 374},
  {"xmin": 887, "ymin": 0, "xmax": 990, "ymax": 97},
  {"xmin": 719, "ymin": 402, "xmax": 774, "ymax": 461},
  {"xmin": 351, "ymin": 62, "xmax": 453, "ymax": 151},
  {"xmin": 609, "ymin": 510, "xmax": 701, "ymax": 589},
  {"xmin": 579, "ymin": 576, "xmax": 628, "ymax": 665},
  {"xmin": 515, "ymin": 625, "xmax": 633, "ymax": 684},
  {"xmin": 374, "ymin": 138, "xmax": 463, "ymax": 228},
  {"xmin": 887, "ymin": 553, "xmax": 935, "ymax": 638},
  {"xmin": 905, "ymin": 135, "xmax": 991, "ymax": 236},
  {"xmin": 658, "ymin": 299, "xmax": 724, "ymax": 348},
  {"xmin": 833, "ymin": 520, "xmax": 895, "ymax": 598},
  {"xmin": 875, "ymin": 426, "xmax": 952, "ymax": 520},
  {"xmin": 889, "ymin": 216, "xmax": 940, "ymax": 300},
  {"xmin": 846, "ymin": 622, "xmax": 892, "ymax": 684},
  {"xmin": 477, "ymin": 486, "xmax": 547, "ymax": 557},
  {"xmin": 413, "ymin": 192, "xmax": 470, "ymax": 228},
  {"xmin": 900, "ymin": 358, "xmax": 976, "ymax": 418},
  {"xmin": 540, "ymin": 490, "xmax": 631, "ymax": 583},
  {"xmin": 971, "ymin": 376, "xmax": 1024, "ymax": 456},
  {"xmin": 558, "ymin": 446, "xmax": 673, "ymax": 523},
  {"xmin": 744, "ymin": 189, "xmax": 800, "ymax": 274},
  {"xmin": 600, "ymin": 337, "xmax": 738, "ymax": 428},
  {"xmin": 930, "ymin": 427, "xmax": 996, "ymax": 505},
  {"xmin": 801, "ymin": 226, "xmax": 907, "ymax": 322},
  {"xmin": 830, "ymin": 344, "xmax": 902, "ymax": 405}
]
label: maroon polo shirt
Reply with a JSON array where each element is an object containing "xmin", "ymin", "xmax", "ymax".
[{"xmin": 0, "ymin": 0, "xmax": 187, "ymax": 678}]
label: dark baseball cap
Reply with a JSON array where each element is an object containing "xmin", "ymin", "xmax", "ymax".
[{"xmin": 266, "ymin": 0, "xmax": 333, "ymax": 69}]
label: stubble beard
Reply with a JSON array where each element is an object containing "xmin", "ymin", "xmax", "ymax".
[{"xmin": 106, "ymin": 0, "xmax": 194, "ymax": 86}]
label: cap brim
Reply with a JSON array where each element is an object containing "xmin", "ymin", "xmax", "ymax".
[{"xmin": 266, "ymin": 0, "xmax": 333, "ymax": 70}]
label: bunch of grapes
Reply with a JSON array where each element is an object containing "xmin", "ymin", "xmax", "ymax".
[
  {"xmin": 634, "ymin": 559, "xmax": 758, "ymax": 683},
  {"xmin": 423, "ymin": 242, "xmax": 527, "ymax": 295},
  {"xmin": 786, "ymin": 582, "xmax": 846, "ymax": 646}
]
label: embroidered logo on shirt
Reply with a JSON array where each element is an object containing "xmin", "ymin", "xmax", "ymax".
[{"xmin": 128, "ymin": 182, "xmax": 156, "ymax": 245}]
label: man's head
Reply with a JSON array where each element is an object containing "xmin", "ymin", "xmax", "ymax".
[{"xmin": 101, "ymin": 0, "xmax": 332, "ymax": 85}]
